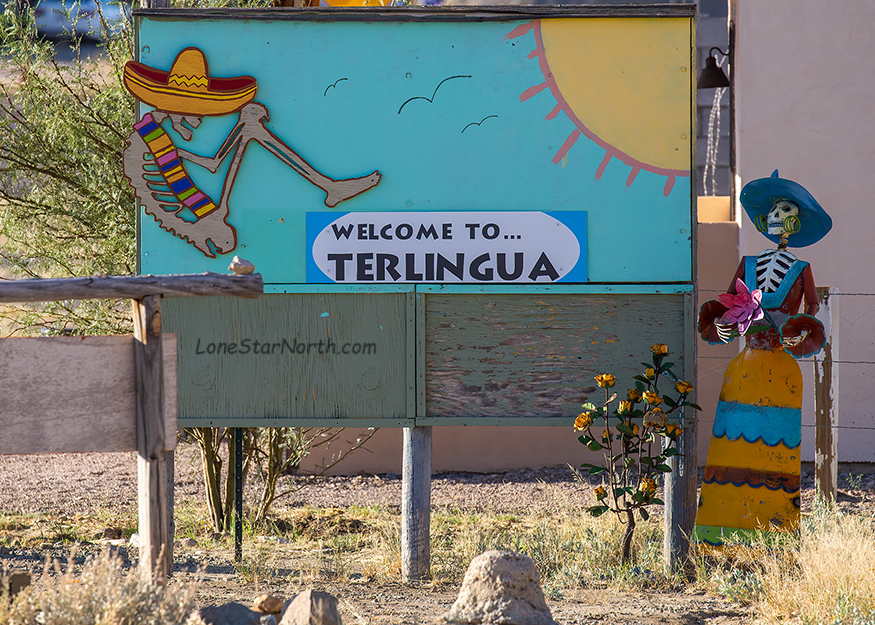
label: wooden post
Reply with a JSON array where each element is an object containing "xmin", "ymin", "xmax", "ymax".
[
  {"xmin": 133, "ymin": 295, "xmax": 169, "ymax": 585},
  {"xmin": 814, "ymin": 287, "xmax": 839, "ymax": 503},
  {"xmin": 663, "ymin": 410, "xmax": 697, "ymax": 574},
  {"xmin": 165, "ymin": 450, "xmax": 175, "ymax": 568},
  {"xmin": 663, "ymin": 291, "xmax": 698, "ymax": 574},
  {"xmin": 402, "ymin": 426, "xmax": 431, "ymax": 582}
]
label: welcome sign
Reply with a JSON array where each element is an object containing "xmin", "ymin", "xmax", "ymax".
[
  {"xmin": 133, "ymin": 7, "xmax": 695, "ymax": 427},
  {"xmin": 306, "ymin": 211, "xmax": 586, "ymax": 283}
]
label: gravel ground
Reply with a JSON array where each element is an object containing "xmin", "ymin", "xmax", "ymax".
[
  {"xmin": 2, "ymin": 443, "xmax": 873, "ymax": 517},
  {"xmin": 0, "ymin": 444, "xmax": 598, "ymax": 516},
  {"xmin": 2, "ymin": 445, "xmax": 874, "ymax": 624}
]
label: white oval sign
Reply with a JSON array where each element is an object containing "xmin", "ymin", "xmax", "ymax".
[{"xmin": 309, "ymin": 211, "xmax": 585, "ymax": 283}]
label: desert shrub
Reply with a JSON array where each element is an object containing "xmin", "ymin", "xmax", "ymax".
[
  {"xmin": 0, "ymin": 1, "xmax": 137, "ymax": 335},
  {"xmin": 0, "ymin": 551, "xmax": 197, "ymax": 624}
]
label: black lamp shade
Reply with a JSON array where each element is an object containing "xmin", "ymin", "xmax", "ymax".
[{"xmin": 697, "ymin": 55, "xmax": 730, "ymax": 89}]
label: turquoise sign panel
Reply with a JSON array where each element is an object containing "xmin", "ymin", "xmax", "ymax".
[{"xmin": 131, "ymin": 9, "xmax": 694, "ymax": 288}]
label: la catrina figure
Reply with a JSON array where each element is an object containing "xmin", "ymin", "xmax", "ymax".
[{"xmin": 693, "ymin": 170, "xmax": 832, "ymax": 548}]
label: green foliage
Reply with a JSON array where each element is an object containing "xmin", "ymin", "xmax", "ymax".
[
  {"xmin": 574, "ymin": 344, "xmax": 700, "ymax": 564},
  {"xmin": 0, "ymin": 2, "xmax": 137, "ymax": 335},
  {"xmin": 0, "ymin": 0, "xmax": 274, "ymax": 337}
]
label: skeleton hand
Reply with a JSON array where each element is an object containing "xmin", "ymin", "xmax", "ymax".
[
  {"xmin": 715, "ymin": 322, "xmax": 735, "ymax": 344},
  {"xmin": 782, "ymin": 327, "xmax": 809, "ymax": 348}
]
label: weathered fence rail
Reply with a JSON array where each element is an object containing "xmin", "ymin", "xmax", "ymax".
[{"xmin": 0, "ymin": 272, "xmax": 263, "ymax": 302}]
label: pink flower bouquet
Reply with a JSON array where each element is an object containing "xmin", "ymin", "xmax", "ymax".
[{"xmin": 717, "ymin": 278, "xmax": 765, "ymax": 335}]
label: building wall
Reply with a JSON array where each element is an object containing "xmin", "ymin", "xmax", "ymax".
[{"xmin": 735, "ymin": 0, "xmax": 875, "ymax": 461}]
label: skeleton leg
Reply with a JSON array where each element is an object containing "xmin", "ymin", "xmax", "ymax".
[{"xmin": 237, "ymin": 103, "xmax": 381, "ymax": 208}]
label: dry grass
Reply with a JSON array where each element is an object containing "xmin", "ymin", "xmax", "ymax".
[
  {"xmin": 364, "ymin": 480, "xmax": 676, "ymax": 595},
  {"xmin": 756, "ymin": 503, "xmax": 875, "ymax": 624},
  {"xmin": 0, "ymin": 550, "xmax": 197, "ymax": 625},
  {"xmin": 4, "ymin": 485, "xmax": 875, "ymax": 622}
]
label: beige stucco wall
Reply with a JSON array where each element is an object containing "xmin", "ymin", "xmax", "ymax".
[
  {"xmin": 735, "ymin": 0, "xmax": 875, "ymax": 461},
  {"xmin": 300, "ymin": 217, "xmax": 741, "ymax": 475}
]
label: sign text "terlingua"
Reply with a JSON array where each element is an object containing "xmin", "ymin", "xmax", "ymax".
[{"xmin": 306, "ymin": 211, "xmax": 586, "ymax": 283}]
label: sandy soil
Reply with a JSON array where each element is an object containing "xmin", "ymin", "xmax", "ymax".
[{"xmin": 2, "ymin": 445, "xmax": 873, "ymax": 624}]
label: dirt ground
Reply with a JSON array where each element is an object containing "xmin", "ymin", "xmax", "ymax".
[{"xmin": 2, "ymin": 446, "xmax": 873, "ymax": 624}]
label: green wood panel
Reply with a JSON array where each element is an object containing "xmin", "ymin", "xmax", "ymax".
[
  {"xmin": 423, "ymin": 294, "xmax": 687, "ymax": 422},
  {"xmin": 164, "ymin": 294, "xmax": 411, "ymax": 426}
]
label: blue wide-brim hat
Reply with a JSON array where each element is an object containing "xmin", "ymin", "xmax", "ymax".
[{"xmin": 740, "ymin": 170, "xmax": 832, "ymax": 248}]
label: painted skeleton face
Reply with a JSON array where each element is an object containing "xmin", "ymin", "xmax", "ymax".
[{"xmin": 767, "ymin": 200, "xmax": 800, "ymax": 235}]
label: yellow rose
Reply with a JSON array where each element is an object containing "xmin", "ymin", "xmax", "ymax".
[
  {"xmin": 617, "ymin": 400, "xmax": 632, "ymax": 415},
  {"xmin": 644, "ymin": 408, "xmax": 667, "ymax": 428},
  {"xmin": 665, "ymin": 423, "xmax": 683, "ymax": 437},
  {"xmin": 627, "ymin": 388, "xmax": 642, "ymax": 402},
  {"xmin": 574, "ymin": 412, "xmax": 594, "ymax": 431},
  {"xmin": 594, "ymin": 374, "xmax": 616, "ymax": 388},
  {"xmin": 676, "ymin": 380, "xmax": 693, "ymax": 395},
  {"xmin": 650, "ymin": 344, "xmax": 669, "ymax": 355},
  {"xmin": 594, "ymin": 485, "xmax": 607, "ymax": 500},
  {"xmin": 639, "ymin": 478, "xmax": 657, "ymax": 494},
  {"xmin": 643, "ymin": 390, "xmax": 662, "ymax": 406},
  {"xmin": 645, "ymin": 368, "xmax": 656, "ymax": 380},
  {"xmin": 632, "ymin": 423, "xmax": 640, "ymax": 436}
]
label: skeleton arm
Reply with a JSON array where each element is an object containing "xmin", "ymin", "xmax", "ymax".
[{"xmin": 176, "ymin": 122, "xmax": 246, "ymax": 174}]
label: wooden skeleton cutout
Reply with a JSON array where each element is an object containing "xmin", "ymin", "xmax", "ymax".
[
  {"xmin": 124, "ymin": 104, "xmax": 382, "ymax": 258},
  {"xmin": 122, "ymin": 48, "xmax": 382, "ymax": 258}
]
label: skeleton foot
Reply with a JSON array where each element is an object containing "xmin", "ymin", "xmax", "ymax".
[{"xmin": 324, "ymin": 171, "xmax": 381, "ymax": 208}]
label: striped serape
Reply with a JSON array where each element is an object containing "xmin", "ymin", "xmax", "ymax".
[{"xmin": 134, "ymin": 112, "xmax": 218, "ymax": 219}]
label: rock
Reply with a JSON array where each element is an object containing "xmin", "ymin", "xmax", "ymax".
[
  {"xmin": 279, "ymin": 589, "xmax": 342, "ymax": 625},
  {"xmin": 253, "ymin": 595, "xmax": 284, "ymax": 615},
  {"xmin": 182, "ymin": 537, "xmax": 198, "ymax": 547},
  {"xmin": 128, "ymin": 533, "xmax": 139, "ymax": 548},
  {"xmin": 5, "ymin": 571, "xmax": 30, "ymax": 597},
  {"xmin": 440, "ymin": 551, "xmax": 558, "ymax": 625},
  {"xmin": 228, "ymin": 256, "xmax": 256, "ymax": 275},
  {"xmin": 261, "ymin": 616, "xmax": 278, "ymax": 625},
  {"xmin": 188, "ymin": 602, "xmax": 263, "ymax": 625},
  {"xmin": 102, "ymin": 527, "xmax": 123, "ymax": 540}
]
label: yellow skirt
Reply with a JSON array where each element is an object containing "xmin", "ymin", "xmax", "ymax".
[{"xmin": 693, "ymin": 346, "xmax": 802, "ymax": 547}]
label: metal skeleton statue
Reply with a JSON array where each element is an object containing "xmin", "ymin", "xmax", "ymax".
[
  {"xmin": 694, "ymin": 170, "xmax": 832, "ymax": 548},
  {"xmin": 122, "ymin": 47, "xmax": 381, "ymax": 258}
]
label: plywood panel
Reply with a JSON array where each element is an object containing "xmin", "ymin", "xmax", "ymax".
[
  {"xmin": 424, "ymin": 294, "xmax": 686, "ymax": 421},
  {"xmin": 0, "ymin": 335, "xmax": 178, "ymax": 454},
  {"xmin": 164, "ymin": 294, "xmax": 410, "ymax": 426}
]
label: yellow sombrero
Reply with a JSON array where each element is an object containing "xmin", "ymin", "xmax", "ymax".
[{"xmin": 124, "ymin": 47, "xmax": 257, "ymax": 116}]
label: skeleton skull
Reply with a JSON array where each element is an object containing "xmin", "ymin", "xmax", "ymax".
[{"xmin": 767, "ymin": 200, "xmax": 800, "ymax": 235}]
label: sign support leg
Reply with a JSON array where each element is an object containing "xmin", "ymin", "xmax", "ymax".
[
  {"xmin": 234, "ymin": 427, "xmax": 244, "ymax": 562},
  {"xmin": 402, "ymin": 426, "xmax": 431, "ymax": 582}
]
